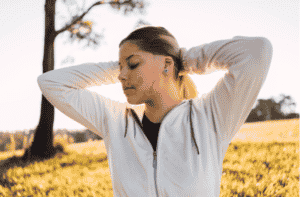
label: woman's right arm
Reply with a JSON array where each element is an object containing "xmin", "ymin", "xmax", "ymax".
[{"xmin": 37, "ymin": 61, "xmax": 128, "ymax": 139}]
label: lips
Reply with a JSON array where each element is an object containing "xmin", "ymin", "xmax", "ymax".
[{"xmin": 124, "ymin": 86, "xmax": 135, "ymax": 91}]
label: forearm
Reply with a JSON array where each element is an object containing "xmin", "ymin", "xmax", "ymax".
[
  {"xmin": 185, "ymin": 36, "xmax": 273, "ymax": 76},
  {"xmin": 36, "ymin": 61, "xmax": 121, "ymax": 138},
  {"xmin": 37, "ymin": 61, "xmax": 120, "ymax": 90},
  {"xmin": 189, "ymin": 36, "xmax": 273, "ymax": 144}
]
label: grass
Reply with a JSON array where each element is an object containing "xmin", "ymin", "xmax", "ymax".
[
  {"xmin": 0, "ymin": 142, "xmax": 111, "ymax": 197},
  {"xmin": 0, "ymin": 119, "xmax": 299, "ymax": 196},
  {"xmin": 221, "ymin": 141, "xmax": 298, "ymax": 196},
  {"xmin": 231, "ymin": 118, "xmax": 299, "ymax": 143}
]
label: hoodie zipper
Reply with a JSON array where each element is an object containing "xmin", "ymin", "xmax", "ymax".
[
  {"xmin": 153, "ymin": 151, "xmax": 157, "ymax": 168},
  {"xmin": 130, "ymin": 101, "xmax": 188, "ymax": 197},
  {"xmin": 153, "ymin": 150, "xmax": 159, "ymax": 197},
  {"xmin": 130, "ymin": 109, "xmax": 160, "ymax": 196},
  {"xmin": 152, "ymin": 100, "xmax": 188, "ymax": 196}
]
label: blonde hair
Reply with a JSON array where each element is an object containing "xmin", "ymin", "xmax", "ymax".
[
  {"xmin": 120, "ymin": 26, "xmax": 198, "ymax": 100},
  {"xmin": 180, "ymin": 75, "xmax": 198, "ymax": 99}
]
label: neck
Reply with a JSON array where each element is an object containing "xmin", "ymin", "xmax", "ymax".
[{"xmin": 144, "ymin": 85, "xmax": 183, "ymax": 123}]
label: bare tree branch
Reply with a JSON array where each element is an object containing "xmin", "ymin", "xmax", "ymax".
[
  {"xmin": 56, "ymin": 0, "xmax": 145, "ymax": 36},
  {"xmin": 55, "ymin": 1, "xmax": 106, "ymax": 36}
]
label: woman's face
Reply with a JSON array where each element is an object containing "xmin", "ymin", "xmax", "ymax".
[{"xmin": 118, "ymin": 41, "xmax": 167, "ymax": 105}]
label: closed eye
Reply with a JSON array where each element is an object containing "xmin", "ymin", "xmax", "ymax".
[{"xmin": 129, "ymin": 63, "xmax": 139, "ymax": 70}]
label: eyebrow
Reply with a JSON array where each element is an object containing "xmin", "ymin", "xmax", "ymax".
[{"xmin": 119, "ymin": 55, "xmax": 136, "ymax": 65}]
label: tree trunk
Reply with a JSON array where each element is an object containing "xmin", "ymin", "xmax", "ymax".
[{"xmin": 23, "ymin": 0, "xmax": 57, "ymax": 161}]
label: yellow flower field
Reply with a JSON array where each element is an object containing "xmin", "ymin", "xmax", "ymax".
[{"xmin": 0, "ymin": 119, "xmax": 299, "ymax": 196}]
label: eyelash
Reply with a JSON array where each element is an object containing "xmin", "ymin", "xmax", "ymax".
[
  {"xmin": 120, "ymin": 63, "xmax": 139, "ymax": 71},
  {"xmin": 129, "ymin": 63, "xmax": 139, "ymax": 70}
]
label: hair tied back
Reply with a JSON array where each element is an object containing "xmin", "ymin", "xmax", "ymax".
[{"xmin": 178, "ymin": 47, "xmax": 190, "ymax": 76}]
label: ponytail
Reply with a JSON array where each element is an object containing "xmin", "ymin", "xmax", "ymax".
[{"xmin": 180, "ymin": 75, "xmax": 198, "ymax": 100}]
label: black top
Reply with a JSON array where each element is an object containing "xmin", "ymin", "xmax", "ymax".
[{"xmin": 142, "ymin": 113, "xmax": 161, "ymax": 152}]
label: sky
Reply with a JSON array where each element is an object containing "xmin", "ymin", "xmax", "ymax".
[{"xmin": 0, "ymin": 0, "xmax": 299, "ymax": 132}]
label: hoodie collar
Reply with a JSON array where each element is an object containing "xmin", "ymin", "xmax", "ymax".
[
  {"xmin": 130, "ymin": 104, "xmax": 146, "ymax": 123},
  {"xmin": 124, "ymin": 99, "xmax": 199, "ymax": 155},
  {"xmin": 129, "ymin": 99, "xmax": 188, "ymax": 123}
]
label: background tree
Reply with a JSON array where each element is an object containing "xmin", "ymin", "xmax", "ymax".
[
  {"xmin": 23, "ymin": 0, "xmax": 147, "ymax": 161},
  {"xmin": 60, "ymin": 14, "xmax": 151, "ymax": 65},
  {"xmin": 246, "ymin": 94, "xmax": 299, "ymax": 123}
]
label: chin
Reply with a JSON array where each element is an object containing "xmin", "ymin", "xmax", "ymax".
[
  {"xmin": 127, "ymin": 99, "xmax": 140, "ymax": 105},
  {"xmin": 126, "ymin": 96, "xmax": 143, "ymax": 105}
]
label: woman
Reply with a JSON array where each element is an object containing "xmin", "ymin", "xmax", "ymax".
[{"xmin": 38, "ymin": 26, "xmax": 273, "ymax": 196}]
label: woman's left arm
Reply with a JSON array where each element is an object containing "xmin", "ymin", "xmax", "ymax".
[{"xmin": 186, "ymin": 36, "xmax": 273, "ymax": 144}]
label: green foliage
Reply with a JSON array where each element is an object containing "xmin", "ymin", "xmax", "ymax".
[{"xmin": 0, "ymin": 141, "xmax": 298, "ymax": 196}]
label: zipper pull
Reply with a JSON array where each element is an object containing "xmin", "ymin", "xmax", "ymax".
[{"xmin": 153, "ymin": 151, "xmax": 157, "ymax": 168}]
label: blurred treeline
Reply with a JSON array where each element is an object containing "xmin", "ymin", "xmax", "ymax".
[
  {"xmin": 245, "ymin": 94, "xmax": 299, "ymax": 123},
  {"xmin": 0, "ymin": 129, "xmax": 102, "ymax": 152},
  {"xmin": 0, "ymin": 94, "xmax": 298, "ymax": 152}
]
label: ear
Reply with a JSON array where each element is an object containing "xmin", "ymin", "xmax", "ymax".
[{"xmin": 164, "ymin": 56, "xmax": 175, "ymax": 70}]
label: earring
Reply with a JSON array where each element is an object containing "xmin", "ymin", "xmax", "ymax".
[{"xmin": 164, "ymin": 69, "xmax": 168, "ymax": 73}]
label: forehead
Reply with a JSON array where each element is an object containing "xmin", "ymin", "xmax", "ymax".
[{"xmin": 119, "ymin": 41, "xmax": 147, "ymax": 59}]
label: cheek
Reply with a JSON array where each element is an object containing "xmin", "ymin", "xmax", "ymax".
[
  {"xmin": 136, "ymin": 72, "xmax": 156, "ymax": 94},
  {"xmin": 135, "ymin": 64, "xmax": 161, "ymax": 98}
]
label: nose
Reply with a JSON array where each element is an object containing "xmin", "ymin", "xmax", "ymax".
[{"xmin": 118, "ymin": 67, "xmax": 128, "ymax": 81}]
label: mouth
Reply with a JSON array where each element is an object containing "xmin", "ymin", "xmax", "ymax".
[{"xmin": 124, "ymin": 86, "xmax": 135, "ymax": 91}]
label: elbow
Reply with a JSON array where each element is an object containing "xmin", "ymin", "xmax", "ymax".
[
  {"xmin": 254, "ymin": 37, "xmax": 273, "ymax": 56},
  {"xmin": 250, "ymin": 37, "xmax": 273, "ymax": 66},
  {"xmin": 37, "ymin": 75, "xmax": 45, "ymax": 93},
  {"xmin": 260, "ymin": 37, "xmax": 272, "ymax": 48},
  {"xmin": 37, "ymin": 74, "xmax": 45, "ymax": 86},
  {"xmin": 37, "ymin": 73, "xmax": 50, "ymax": 89}
]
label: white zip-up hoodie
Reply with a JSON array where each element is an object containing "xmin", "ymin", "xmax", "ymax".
[{"xmin": 37, "ymin": 36, "xmax": 273, "ymax": 197}]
